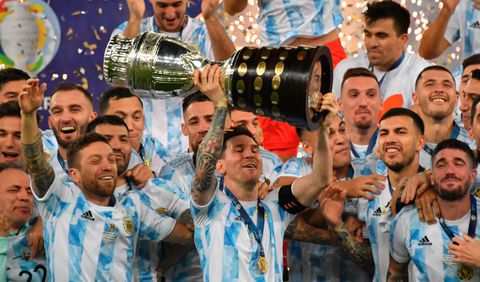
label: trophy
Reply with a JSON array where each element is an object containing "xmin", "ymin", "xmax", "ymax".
[{"xmin": 103, "ymin": 32, "xmax": 332, "ymax": 129}]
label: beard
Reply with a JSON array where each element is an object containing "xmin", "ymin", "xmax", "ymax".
[
  {"xmin": 384, "ymin": 151, "xmax": 416, "ymax": 173},
  {"xmin": 82, "ymin": 177, "xmax": 116, "ymax": 198},
  {"xmin": 436, "ymin": 181, "xmax": 471, "ymax": 201},
  {"xmin": 52, "ymin": 123, "xmax": 88, "ymax": 148}
]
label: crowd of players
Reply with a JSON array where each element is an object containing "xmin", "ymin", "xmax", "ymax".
[{"xmin": 1, "ymin": 0, "xmax": 480, "ymax": 281}]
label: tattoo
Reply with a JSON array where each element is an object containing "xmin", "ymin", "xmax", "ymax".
[
  {"xmin": 284, "ymin": 216, "xmax": 334, "ymax": 244},
  {"xmin": 177, "ymin": 210, "xmax": 194, "ymax": 230},
  {"xmin": 335, "ymin": 223, "xmax": 374, "ymax": 275},
  {"xmin": 191, "ymin": 106, "xmax": 228, "ymax": 204},
  {"xmin": 23, "ymin": 135, "xmax": 55, "ymax": 197}
]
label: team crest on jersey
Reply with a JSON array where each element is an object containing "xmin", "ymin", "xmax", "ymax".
[
  {"xmin": 123, "ymin": 217, "xmax": 134, "ymax": 235},
  {"xmin": 104, "ymin": 223, "xmax": 119, "ymax": 240},
  {"xmin": 156, "ymin": 207, "xmax": 168, "ymax": 214},
  {"xmin": 475, "ymin": 189, "xmax": 480, "ymax": 198}
]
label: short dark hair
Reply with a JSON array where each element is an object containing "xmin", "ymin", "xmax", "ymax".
[
  {"xmin": 380, "ymin": 107, "xmax": 425, "ymax": 134},
  {"xmin": 0, "ymin": 100, "xmax": 20, "ymax": 119},
  {"xmin": 341, "ymin": 67, "xmax": 379, "ymax": 91},
  {"xmin": 51, "ymin": 83, "xmax": 94, "ymax": 107},
  {"xmin": 67, "ymin": 133, "xmax": 110, "ymax": 169},
  {"xmin": 0, "ymin": 68, "xmax": 30, "ymax": 90},
  {"xmin": 414, "ymin": 65, "xmax": 455, "ymax": 89},
  {"xmin": 0, "ymin": 162, "xmax": 25, "ymax": 174},
  {"xmin": 222, "ymin": 125, "xmax": 257, "ymax": 152},
  {"xmin": 462, "ymin": 54, "xmax": 480, "ymax": 71},
  {"xmin": 432, "ymin": 139, "xmax": 476, "ymax": 168},
  {"xmin": 182, "ymin": 91, "xmax": 211, "ymax": 113},
  {"xmin": 86, "ymin": 115, "xmax": 129, "ymax": 134},
  {"xmin": 364, "ymin": 1, "xmax": 410, "ymax": 35},
  {"xmin": 99, "ymin": 87, "xmax": 143, "ymax": 114}
]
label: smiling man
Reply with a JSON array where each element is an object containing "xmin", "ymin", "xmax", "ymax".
[
  {"xmin": 414, "ymin": 66, "xmax": 475, "ymax": 169},
  {"xmin": 0, "ymin": 68, "xmax": 30, "ymax": 104},
  {"xmin": 333, "ymin": 1, "xmax": 430, "ymax": 109}
]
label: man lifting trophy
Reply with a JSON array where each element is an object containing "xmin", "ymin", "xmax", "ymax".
[{"xmin": 103, "ymin": 32, "xmax": 332, "ymax": 130}]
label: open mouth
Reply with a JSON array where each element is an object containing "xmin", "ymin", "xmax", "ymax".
[
  {"xmin": 384, "ymin": 145, "xmax": 401, "ymax": 154},
  {"xmin": 430, "ymin": 96, "xmax": 448, "ymax": 103},
  {"xmin": 98, "ymin": 175, "xmax": 114, "ymax": 181},
  {"xmin": 242, "ymin": 163, "xmax": 257, "ymax": 169},
  {"xmin": 60, "ymin": 126, "xmax": 76, "ymax": 134},
  {"xmin": 1, "ymin": 151, "xmax": 19, "ymax": 159}
]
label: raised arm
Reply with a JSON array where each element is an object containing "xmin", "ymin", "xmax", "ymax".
[
  {"xmin": 19, "ymin": 79, "xmax": 54, "ymax": 197},
  {"xmin": 223, "ymin": 0, "xmax": 248, "ymax": 16},
  {"xmin": 202, "ymin": 0, "xmax": 236, "ymax": 60},
  {"xmin": 290, "ymin": 93, "xmax": 335, "ymax": 206},
  {"xmin": 122, "ymin": 0, "xmax": 146, "ymax": 38},
  {"xmin": 191, "ymin": 65, "xmax": 228, "ymax": 205},
  {"xmin": 418, "ymin": 0, "xmax": 458, "ymax": 59}
]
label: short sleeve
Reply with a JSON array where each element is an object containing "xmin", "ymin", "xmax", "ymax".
[
  {"xmin": 190, "ymin": 188, "xmax": 227, "ymax": 227},
  {"xmin": 278, "ymin": 157, "xmax": 304, "ymax": 178},
  {"xmin": 264, "ymin": 188, "xmax": 296, "ymax": 229},
  {"xmin": 142, "ymin": 178, "xmax": 189, "ymax": 219},
  {"xmin": 33, "ymin": 173, "xmax": 77, "ymax": 219}
]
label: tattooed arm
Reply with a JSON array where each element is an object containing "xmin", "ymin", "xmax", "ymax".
[
  {"xmin": 334, "ymin": 222, "xmax": 374, "ymax": 273},
  {"xmin": 284, "ymin": 214, "xmax": 335, "ymax": 244},
  {"xmin": 386, "ymin": 256, "xmax": 408, "ymax": 282},
  {"xmin": 19, "ymin": 79, "xmax": 54, "ymax": 197},
  {"xmin": 191, "ymin": 64, "xmax": 229, "ymax": 206}
]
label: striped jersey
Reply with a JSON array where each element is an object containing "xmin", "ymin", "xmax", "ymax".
[
  {"xmin": 257, "ymin": 0, "xmax": 343, "ymax": 46},
  {"xmin": 191, "ymin": 185, "xmax": 295, "ymax": 282},
  {"xmin": 390, "ymin": 198, "xmax": 480, "ymax": 282},
  {"xmin": 419, "ymin": 124, "xmax": 475, "ymax": 170},
  {"xmin": 34, "ymin": 174, "xmax": 177, "ymax": 281},
  {"xmin": 333, "ymin": 52, "xmax": 431, "ymax": 108},
  {"xmin": 444, "ymin": 0, "xmax": 480, "ymax": 75},
  {"xmin": 4, "ymin": 224, "xmax": 47, "ymax": 282},
  {"xmin": 139, "ymin": 134, "xmax": 173, "ymax": 175}
]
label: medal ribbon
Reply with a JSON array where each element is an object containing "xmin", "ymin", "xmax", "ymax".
[
  {"xmin": 223, "ymin": 187, "xmax": 266, "ymax": 262},
  {"xmin": 369, "ymin": 52, "xmax": 405, "ymax": 87},
  {"xmin": 350, "ymin": 129, "xmax": 379, "ymax": 158},
  {"xmin": 423, "ymin": 123, "xmax": 461, "ymax": 156},
  {"xmin": 439, "ymin": 195, "xmax": 477, "ymax": 240}
]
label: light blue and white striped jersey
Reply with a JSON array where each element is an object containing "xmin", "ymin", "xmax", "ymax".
[
  {"xmin": 349, "ymin": 130, "xmax": 388, "ymax": 177},
  {"xmin": 333, "ymin": 52, "xmax": 431, "ymax": 108},
  {"xmin": 34, "ymin": 174, "xmax": 177, "ymax": 281},
  {"xmin": 279, "ymin": 156, "xmax": 370, "ymax": 282},
  {"xmin": 445, "ymin": 0, "xmax": 480, "ymax": 75},
  {"xmin": 191, "ymin": 184, "xmax": 295, "ymax": 282},
  {"xmin": 357, "ymin": 177, "xmax": 394, "ymax": 282},
  {"xmin": 419, "ymin": 123, "xmax": 476, "ymax": 169},
  {"xmin": 4, "ymin": 224, "xmax": 47, "ymax": 282},
  {"xmin": 257, "ymin": 0, "xmax": 343, "ymax": 46},
  {"xmin": 114, "ymin": 178, "xmax": 190, "ymax": 282},
  {"xmin": 259, "ymin": 147, "xmax": 283, "ymax": 183},
  {"xmin": 139, "ymin": 134, "xmax": 173, "ymax": 175},
  {"xmin": 390, "ymin": 198, "xmax": 480, "ymax": 282}
]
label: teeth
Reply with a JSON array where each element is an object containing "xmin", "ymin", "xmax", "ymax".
[
  {"xmin": 386, "ymin": 148, "xmax": 399, "ymax": 153},
  {"xmin": 2, "ymin": 152, "xmax": 19, "ymax": 157},
  {"xmin": 432, "ymin": 98, "xmax": 445, "ymax": 103},
  {"xmin": 61, "ymin": 127, "xmax": 75, "ymax": 133},
  {"xmin": 100, "ymin": 176, "xmax": 113, "ymax": 180}
]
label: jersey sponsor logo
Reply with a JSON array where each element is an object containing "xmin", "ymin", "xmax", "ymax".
[
  {"xmin": 372, "ymin": 205, "xmax": 389, "ymax": 217},
  {"xmin": 81, "ymin": 210, "xmax": 95, "ymax": 221},
  {"xmin": 470, "ymin": 20, "xmax": 480, "ymax": 29},
  {"xmin": 418, "ymin": 235, "xmax": 432, "ymax": 246}
]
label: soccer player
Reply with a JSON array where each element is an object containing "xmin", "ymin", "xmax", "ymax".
[
  {"xmin": 389, "ymin": 139, "xmax": 480, "ymax": 281},
  {"xmin": 414, "ymin": 66, "xmax": 474, "ymax": 169},
  {"xmin": 419, "ymin": 0, "xmax": 480, "ymax": 68},
  {"xmin": 0, "ymin": 101, "xmax": 21, "ymax": 164},
  {"xmin": 0, "ymin": 68, "xmax": 29, "ymax": 104},
  {"xmin": 19, "ymin": 79, "xmax": 192, "ymax": 280},
  {"xmin": 99, "ymin": 87, "xmax": 171, "ymax": 174},
  {"xmin": 0, "ymin": 163, "xmax": 47, "ymax": 281},
  {"xmin": 458, "ymin": 54, "xmax": 480, "ymax": 130},
  {"xmin": 333, "ymin": 1, "xmax": 430, "ymax": 109},
  {"xmin": 190, "ymin": 64, "xmax": 333, "ymax": 281},
  {"xmin": 86, "ymin": 115, "xmax": 192, "ymax": 281}
]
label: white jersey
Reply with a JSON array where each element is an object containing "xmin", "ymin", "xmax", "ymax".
[
  {"xmin": 191, "ymin": 183, "xmax": 295, "ymax": 282},
  {"xmin": 390, "ymin": 197, "xmax": 480, "ymax": 282},
  {"xmin": 4, "ymin": 224, "xmax": 47, "ymax": 282},
  {"xmin": 333, "ymin": 52, "xmax": 431, "ymax": 108},
  {"xmin": 419, "ymin": 123, "xmax": 476, "ymax": 169},
  {"xmin": 139, "ymin": 134, "xmax": 173, "ymax": 175},
  {"xmin": 357, "ymin": 177, "xmax": 394, "ymax": 282},
  {"xmin": 445, "ymin": 0, "xmax": 480, "ymax": 74},
  {"xmin": 257, "ymin": 0, "xmax": 342, "ymax": 46},
  {"xmin": 34, "ymin": 174, "xmax": 176, "ymax": 281}
]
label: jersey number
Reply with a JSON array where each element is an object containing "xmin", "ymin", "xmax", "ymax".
[{"xmin": 19, "ymin": 265, "xmax": 47, "ymax": 282}]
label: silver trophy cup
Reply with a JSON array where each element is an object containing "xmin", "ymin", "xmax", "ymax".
[{"xmin": 103, "ymin": 32, "xmax": 332, "ymax": 129}]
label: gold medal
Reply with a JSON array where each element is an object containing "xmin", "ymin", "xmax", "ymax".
[
  {"xmin": 457, "ymin": 264, "xmax": 474, "ymax": 281},
  {"xmin": 257, "ymin": 255, "xmax": 268, "ymax": 273}
]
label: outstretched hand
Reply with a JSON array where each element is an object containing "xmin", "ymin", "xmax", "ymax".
[
  {"xmin": 18, "ymin": 79, "xmax": 47, "ymax": 114},
  {"xmin": 193, "ymin": 64, "xmax": 226, "ymax": 106},
  {"xmin": 127, "ymin": 0, "xmax": 146, "ymax": 21}
]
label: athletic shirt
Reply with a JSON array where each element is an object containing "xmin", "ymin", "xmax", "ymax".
[
  {"xmin": 390, "ymin": 198, "xmax": 480, "ymax": 282},
  {"xmin": 445, "ymin": 0, "xmax": 480, "ymax": 75},
  {"xmin": 139, "ymin": 134, "xmax": 173, "ymax": 175},
  {"xmin": 191, "ymin": 184, "xmax": 294, "ymax": 282},
  {"xmin": 2, "ymin": 224, "xmax": 47, "ymax": 282},
  {"xmin": 34, "ymin": 174, "xmax": 176, "ymax": 281},
  {"xmin": 333, "ymin": 52, "xmax": 431, "ymax": 109},
  {"xmin": 257, "ymin": 0, "xmax": 343, "ymax": 46}
]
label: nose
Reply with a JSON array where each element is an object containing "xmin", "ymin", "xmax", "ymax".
[
  {"xmin": 4, "ymin": 134, "xmax": 15, "ymax": 148},
  {"xmin": 163, "ymin": 6, "xmax": 177, "ymax": 18},
  {"xmin": 459, "ymin": 92, "xmax": 471, "ymax": 113},
  {"xmin": 17, "ymin": 187, "xmax": 32, "ymax": 202}
]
